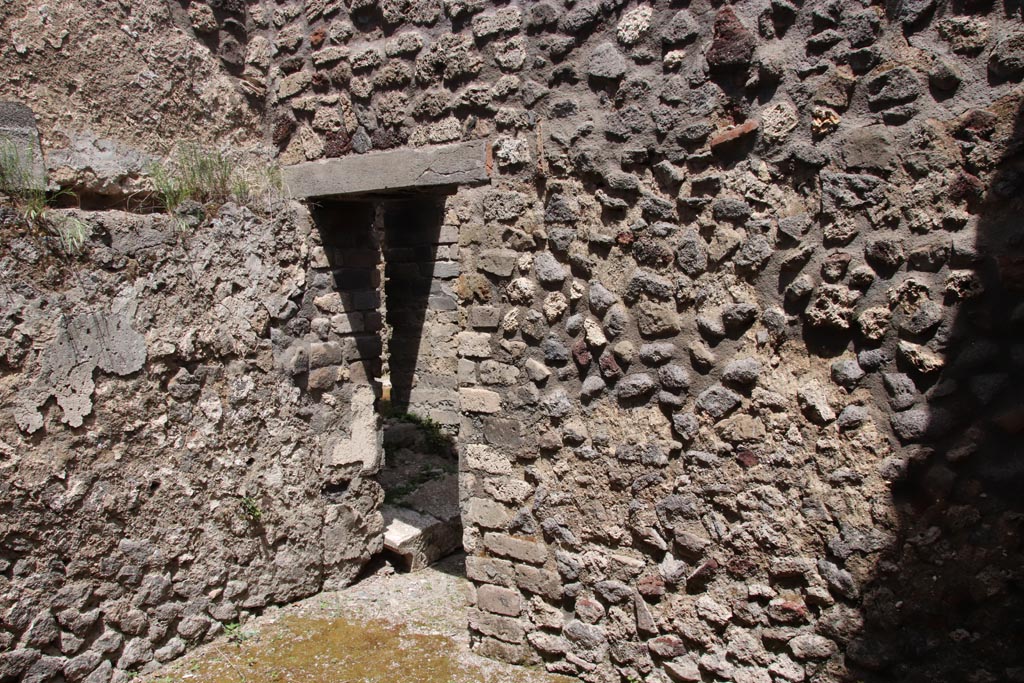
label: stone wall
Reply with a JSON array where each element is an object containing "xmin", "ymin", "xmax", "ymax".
[
  {"xmin": 261, "ymin": 0, "xmax": 1024, "ymax": 681},
  {"xmin": 1, "ymin": 0, "xmax": 1023, "ymax": 682},
  {"xmin": 0, "ymin": 0, "xmax": 263, "ymax": 203},
  {"xmin": 0, "ymin": 202, "xmax": 385, "ymax": 682}
]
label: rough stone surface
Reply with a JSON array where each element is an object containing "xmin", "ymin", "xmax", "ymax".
[
  {"xmin": 706, "ymin": 7, "xmax": 755, "ymax": 70},
  {"xmin": 586, "ymin": 42, "xmax": 627, "ymax": 81},
  {"xmin": 4, "ymin": 2, "xmax": 1024, "ymax": 682},
  {"xmin": 0, "ymin": 203, "xmax": 385, "ymax": 680}
]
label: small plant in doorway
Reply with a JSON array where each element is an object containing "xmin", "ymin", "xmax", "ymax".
[{"xmin": 382, "ymin": 408, "xmax": 452, "ymax": 456}]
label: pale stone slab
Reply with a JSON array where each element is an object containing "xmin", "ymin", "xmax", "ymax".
[
  {"xmin": 282, "ymin": 140, "xmax": 492, "ymax": 198},
  {"xmin": 383, "ymin": 506, "xmax": 439, "ymax": 546},
  {"xmin": 465, "ymin": 497, "xmax": 511, "ymax": 529},
  {"xmin": 382, "ymin": 504, "xmax": 463, "ymax": 571},
  {"xmin": 328, "ymin": 385, "xmax": 382, "ymax": 474},
  {"xmin": 460, "ymin": 387, "xmax": 501, "ymax": 413},
  {"xmin": 464, "ymin": 444, "xmax": 512, "ymax": 475}
]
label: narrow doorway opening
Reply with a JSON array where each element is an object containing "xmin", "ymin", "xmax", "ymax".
[{"xmin": 312, "ymin": 195, "xmax": 463, "ymax": 572}]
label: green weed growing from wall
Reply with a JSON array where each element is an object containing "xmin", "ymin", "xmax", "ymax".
[
  {"xmin": 0, "ymin": 140, "xmax": 89, "ymax": 256},
  {"xmin": 148, "ymin": 144, "xmax": 284, "ymax": 226}
]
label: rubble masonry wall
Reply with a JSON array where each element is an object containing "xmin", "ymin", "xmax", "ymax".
[{"xmin": 2, "ymin": 0, "xmax": 1024, "ymax": 682}]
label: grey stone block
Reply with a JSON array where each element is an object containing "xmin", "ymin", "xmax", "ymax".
[
  {"xmin": 467, "ymin": 608, "xmax": 526, "ymax": 644},
  {"xmin": 0, "ymin": 102, "xmax": 45, "ymax": 190},
  {"xmin": 282, "ymin": 140, "xmax": 491, "ymax": 198},
  {"xmin": 483, "ymin": 532, "xmax": 547, "ymax": 565},
  {"xmin": 477, "ymin": 584, "xmax": 523, "ymax": 617}
]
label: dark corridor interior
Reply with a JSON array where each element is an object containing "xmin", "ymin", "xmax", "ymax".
[
  {"xmin": 380, "ymin": 198, "xmax": 445, "ymax": 414},
  {"xmin": 310, "ymin": 194, "xmax": 461, "ymax": 572},
  {"xmin": 308, "ymin": 195, "xmax": 445, "ymax": 409}
]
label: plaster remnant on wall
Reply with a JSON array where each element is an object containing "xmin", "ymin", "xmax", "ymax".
[
  {"xmin": 15, "ymin": 295, "xmax": 146, "ymax": 433},
  {"xmin": 328, "ymin": 384, "xmax": 383, "ymax": 475}
]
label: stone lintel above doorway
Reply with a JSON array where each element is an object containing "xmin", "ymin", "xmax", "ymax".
[{"xmin": 282, "ymin": 140, "xmax": 492, "ymax": 199}]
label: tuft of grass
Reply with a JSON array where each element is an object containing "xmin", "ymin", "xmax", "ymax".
[
  {"xmin": 231, "ymin": 163, "xmax": 283, "ymax": 208},
  {"xmin": 1, "ymin": 140, "xmax": 49, "ymax": 230},
  {"xmin": 148, "ymin": 144, "xmax": 284, "ymax": 224},
  {"xmin": 53, "ymin": 214, "xmax": 89, "ymax": 255},
  {"xmin": 0, "ymin": 139, "xmax": 40, "ymax": 194},
  {"xmin": 149, "ymin": 160, "xmax": 188, "ymax": 216},
  {"xmin": 0, "ymin": 139, "xmax": 89, "ymax": 256},
  {"xmin": 238, "ymin": 496, "xmax": 263, "ymax": 524},
  {"xmin": 222, "ymin": 621, "xmax": 254, "ymax": 643}
]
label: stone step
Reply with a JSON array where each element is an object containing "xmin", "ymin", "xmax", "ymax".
[{"xmin": 382, "ymin": 504, "xmax": 463, "ymax": 572}]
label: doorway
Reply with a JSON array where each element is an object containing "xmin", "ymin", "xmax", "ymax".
[{"xmin": 311, "ymin": 195, "xmax": 463, "ymax": 571}]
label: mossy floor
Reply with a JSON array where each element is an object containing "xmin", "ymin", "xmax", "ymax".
[
  {"xmin": 150, "ymin": 616, "xmax": 477, "ymax": 683},
  {"xmin": 143, "ymin": 555, "xmax": 571, "ymax": 683}
]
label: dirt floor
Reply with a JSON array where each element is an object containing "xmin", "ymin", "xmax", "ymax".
[{"xmin": 142, "ymin": 554, "xmax": 572, "ymax": 683}]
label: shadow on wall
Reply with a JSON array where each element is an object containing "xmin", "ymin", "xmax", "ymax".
[
  {"xmin": 310, "ymin": 195, "xmax": 464, "ymax": 572},
  {"xmin": 309, "ymin": 195, "xmax": 449, "ymax": 411},
  {"xmin": 309, "ymin": 199, "xmax": 384, "ymax": 389},
  {"xmin": 850, "ymin": 98, "xmax": 1024, "ymax": 680},
  {"xmin": 380, "ymin": 198, "xmax": 447, "ymax": 414}
]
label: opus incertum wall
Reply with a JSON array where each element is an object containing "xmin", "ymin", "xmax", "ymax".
[
  {"xmin": 263, "ymin": 1, "xmax": 1024, "ymax": 681},
  {"xmin": 1, "ymin": 0, "xmax": 1023, "ymax": 682},
  {"xmin": 0, "ymin": 200, "xmax": 389, "ymax": 683}
]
